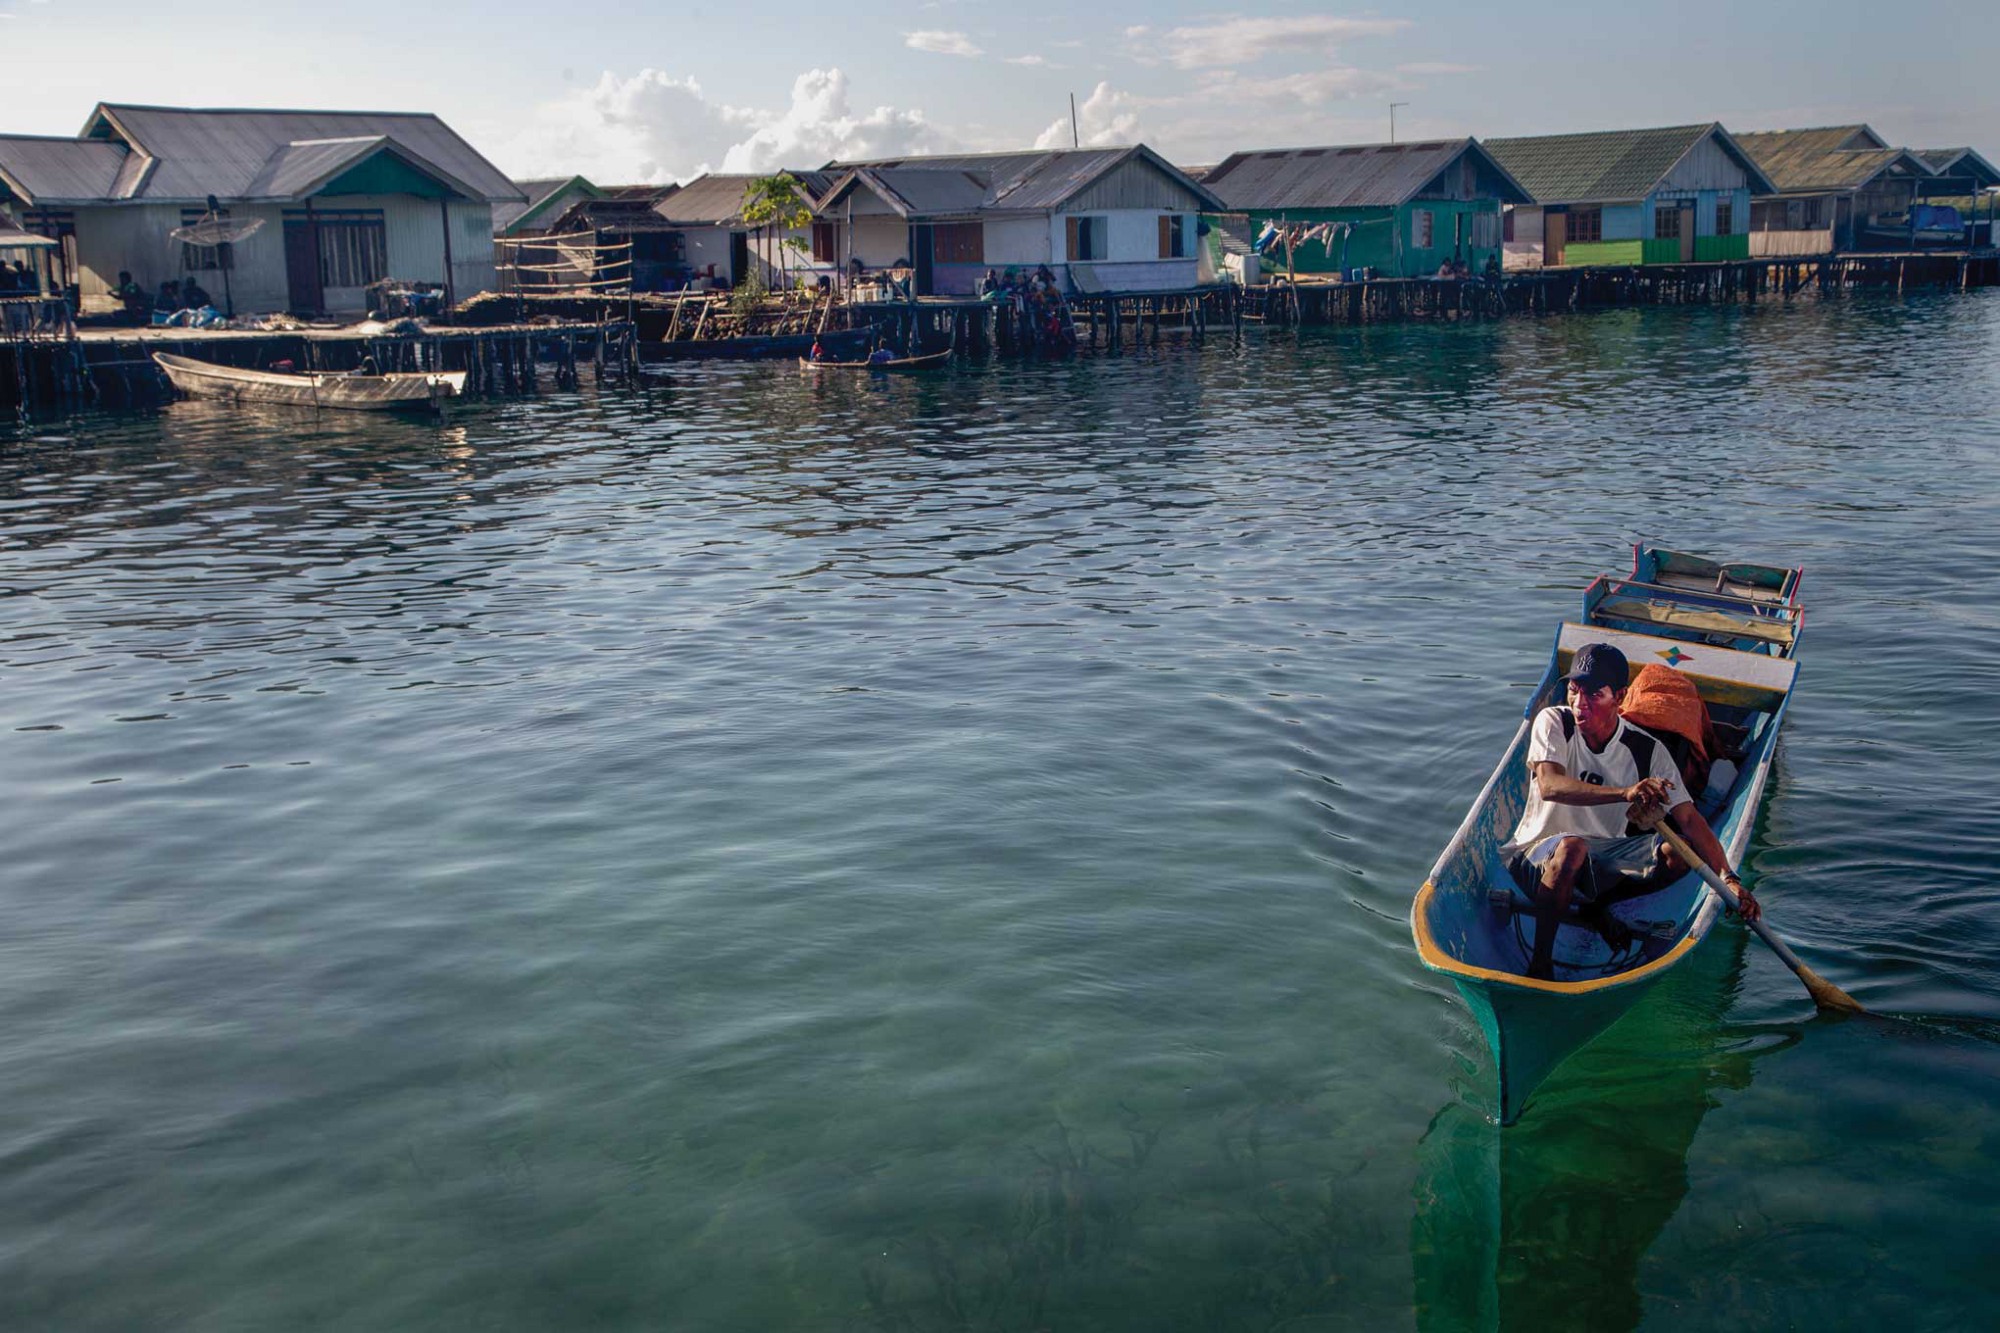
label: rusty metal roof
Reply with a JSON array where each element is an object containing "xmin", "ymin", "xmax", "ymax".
[
  {"xmin": 73, "ymin": 103, "xmax": 523, "ymax": 204},
  {"xmin": 1916, "ymin": 148, "xmax": 2000, "ymax": 189},
  {"xmin": 1734, "ymin": 126, "xmax": 1932, "ymax": 194},
  {"xmin": 1203, "ymin": 138, "xmax": 1531, "ymax": 210},
  {"xmin": 1485, "ymin": 124, "xmax": 1773, "ymax": 204},
  {"xmin": 0, "ymin": 135, "xmax": 131, "ymax": 205}
]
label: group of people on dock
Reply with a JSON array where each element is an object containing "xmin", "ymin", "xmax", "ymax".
[
  {"xmin": 0, "ymin": 259, "xmax": 39, "ymax": 294},
  {"xmin": 976, "ymin": 265, "xmax": 1076, "ymax": 349},
  {"xmin": 108, "ymin": 272, "xmax": 221, "ymax": 328},
  {"xmin": 1436, "ymin": 256, "xmax": 1504, "ymax": 281}
]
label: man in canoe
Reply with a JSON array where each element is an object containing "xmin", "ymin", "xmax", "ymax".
[
  {"xmin": 1504, "ymin": 642, "xmax": 1758, "ymax": 979},
  {"xmin": 866, "ymin": 339, "xmax": 897, "ymax": 366}
]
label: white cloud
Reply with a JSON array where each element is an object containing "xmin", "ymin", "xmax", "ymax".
[
  {"xmin": 503, "ymin": 69, "xmax": 757, "ymax": 184},
  {"xmin": 722, "ymin": 68, "xmax": 949, "ymax": 172},
  {"xmin": 904, "ymin": 30, "xmax": 983, "ymax": 57},
  {"xmin": 1195, "ymin": 65, "xmax": 1404, "ymax": 105},
  {"xmin": 1005, "ymin": 54, "xmax": 1059, "ymax": 68},
  {"xmin": 1397, "ymin": 61, "xmax": 1481, "ymax": 75},
  {"xmin": 504, "ymin": 67, "xmax": 946, "ymax": 184},
  {"xmin": 1034, "ymin": 82, "xmax": 1142, "ymax": 150},
  {"xmin": 1154, "ymin": 15, "xmax": 1409, "ymax": 69}
]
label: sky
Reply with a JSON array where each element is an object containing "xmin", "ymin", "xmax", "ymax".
[{"xmin": 2, "ymin": 0, "xmax": 1992, "ymax": 184}]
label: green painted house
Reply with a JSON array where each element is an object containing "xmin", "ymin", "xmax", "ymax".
[
  {"xmin": 1485, "ymin": 124, "xmax": 1775, "ymax": 269},
  {"xmin": 1200, "ymin": 138, "xmax": 1532, "ymax": 279}
]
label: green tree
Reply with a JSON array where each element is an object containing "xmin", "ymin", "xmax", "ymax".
[{"xmin": 740, "ymin": 172, "xmax": 816, "ymax": 291}]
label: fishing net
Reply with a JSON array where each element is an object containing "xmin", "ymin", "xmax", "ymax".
[{"xmin": 168, "ymin": 216, "xmax": 266, "ymax": 247}]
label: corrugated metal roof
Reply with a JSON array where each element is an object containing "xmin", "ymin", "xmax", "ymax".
[
  {"xmin": 1203, "ymin": 138, "xmax": 1531, "ymax": 209},
  {"xmin": 1735, "ymin": 127, "xmax": 1934, "ymax": 193},
  {"xmin": 1916, "ymin": 148, "xmax": 2000, "ymax": 188},
  {"xmin": 493, "ymin": 176, "xmax": 598, "ymax": 232},
  {"xmin": 82, "ymin": 104, "xmax": 524, "ymax": 203},
  {"xmin": 823, "ymin": 145, "xmax": 1222, "ymax": 216},
  {"xmin": 653, "ymin": 171, "xmax": 832, "ymax": 225},
  {"xmin": 0, "ymin": 135, "xmax": 130, "ymax": 205},
  {"xmin": 0, "ymin": 226, "xmax": 62, "ymax": 248},
  {"xmin": 1485, "ymin": 124, "xmax": 1767, "ymax": 204},
  {"xmin": 243, "ymin": 136, "xmax": 384, "ymax": 198}
]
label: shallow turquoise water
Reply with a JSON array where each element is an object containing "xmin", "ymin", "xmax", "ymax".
[{"xmin": 2, "ymin": 293, "xmax": 1997, "ymax": 1330}]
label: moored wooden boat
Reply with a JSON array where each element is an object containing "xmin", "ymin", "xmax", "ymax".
[
  {"xmin": 638, "ymin": 325, "xmax": 877, "ymax": 362},
  {"xmin": 797, "ymin": 348, "xmax": 953, "ymax": 373},
  {"xmin": 1411, "ymin": 546, "xmax": 1804, "ymax": 1124},
  {"xmin": 153, "ymin": 352, "xmax": 465, "ymax": 412}
]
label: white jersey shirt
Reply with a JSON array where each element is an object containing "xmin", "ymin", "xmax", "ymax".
[{"xmin": 1507, "ymin": 706, "xmax": 1687, "ymax": 848}]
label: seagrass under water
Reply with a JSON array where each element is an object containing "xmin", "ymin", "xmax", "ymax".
[{"xmin": 1, "ymin": 293, "xmax": 1997, "ymax": 1329}]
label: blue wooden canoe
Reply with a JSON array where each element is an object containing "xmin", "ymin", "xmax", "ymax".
[{"xmin": 1412, "ymin": 546, "xmax": 1804, "ymax": 1124}]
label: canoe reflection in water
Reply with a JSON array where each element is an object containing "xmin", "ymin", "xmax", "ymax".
[{"xmin": 1411, "ymin": 929, "xmax": 1792, "ymax": 1332}]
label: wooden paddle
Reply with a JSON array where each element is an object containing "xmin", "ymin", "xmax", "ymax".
[{"xmin": 1637, "ymin": 808, "xmax": 1865, "ymax": 1014}]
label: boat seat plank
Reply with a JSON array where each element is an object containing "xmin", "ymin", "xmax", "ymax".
[
  {"xmin": 1595, "ymin": 596, "xmax": 1796, "ymax": 646},
  {"xmin": 1557, "ymin": 623, "xmax": 1794, "ymax": 713}
]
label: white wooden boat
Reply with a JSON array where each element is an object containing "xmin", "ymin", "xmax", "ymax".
[{"xmin": 153, "ymin": 352, "xmax": 467, "ymax": 412}]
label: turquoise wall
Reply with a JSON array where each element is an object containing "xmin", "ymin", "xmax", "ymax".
[{"xmin": 1236, "ymin": 199, "xmax": 1504, "ymax": 279}]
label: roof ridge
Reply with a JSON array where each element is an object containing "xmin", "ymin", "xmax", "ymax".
[{"xmin": 98, "ymin": 103, "xmax": 443, "ymax": 120}]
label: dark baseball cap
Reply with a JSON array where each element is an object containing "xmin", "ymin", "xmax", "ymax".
[{"xmin": 1564, "ymin": 642, "xmax": 1629, "ymax": 693}]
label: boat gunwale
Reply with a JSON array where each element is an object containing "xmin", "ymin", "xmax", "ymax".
[{"xmin": 152, "ymin": 351, "xmax": 466, "ymax": 396}]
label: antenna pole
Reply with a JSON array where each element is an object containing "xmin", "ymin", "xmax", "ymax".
[
  {"xmin": 1070, "ymin": 93, "xmax": 1080, "ymax": 149},
  {"xmin": 1389, "ymin": 102, "xmax": 1409, "ymax": 144}
]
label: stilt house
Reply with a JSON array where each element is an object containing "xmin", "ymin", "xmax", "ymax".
[
  {"xmin": 1485, "ymin": 124, "xmax": 1773, "ymax": 269},
  {"xmin": 0, "ymin": 103, "xmax": 522, "ymax": 316},
  {"xmin": 810, "ymin": 147, "xmax": 1224, "ymax": 296},
  {"xmin": 1198, "ymin": 139, "xmax": 1531, "ymax": 279},
  {"xmin": 1734, "ymin": 126, "xmax": 1938, "ymax": 255},
  {"xmin": 650, "ymin": 172, "xmax": 834, "ymax": 291}
]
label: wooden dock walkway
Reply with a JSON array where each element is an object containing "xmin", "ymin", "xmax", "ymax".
[{"xmin": 4, "ymin": 317, "xmax": 638, "ymax": 414}]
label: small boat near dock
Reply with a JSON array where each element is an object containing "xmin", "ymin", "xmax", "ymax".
[
  {"xmin": 152, "ymin": 352, "xmax": 466, "ymax": 412},
  {"xmin": 1411, "ymin": 546, "xmax": 1805, "ymax": 1124},
  {"xmin": 638, "ymin": 325, "xmax": 878, "ymax": 363},
  {"xmin": 798, "ymin": 349, "xmax": 953, "ymax": 373}
]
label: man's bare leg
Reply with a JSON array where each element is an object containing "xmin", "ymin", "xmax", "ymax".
[{"xmin": 1528, "ymin": 836, "xmax": 1587, "ymax": 980}]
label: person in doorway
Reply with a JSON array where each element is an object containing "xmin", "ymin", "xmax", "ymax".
[{"xmin": 1500, "ymin": 643, "xmax": 1757, "ymax": 980}]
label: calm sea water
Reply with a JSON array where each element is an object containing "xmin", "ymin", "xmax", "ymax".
[{"xmin": 3, "ymin": 294, "xmax": 1997, "ymax": 1331}]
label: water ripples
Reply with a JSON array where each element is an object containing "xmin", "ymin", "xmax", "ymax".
[{"xmin": 2, "ymin": 292, "xmax": 1998, "ymax": 1327}]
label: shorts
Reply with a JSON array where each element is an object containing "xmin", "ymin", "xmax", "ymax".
[{"xmin": 1502, "ymin": 833, "xmax": 1671, "ymax": 905}]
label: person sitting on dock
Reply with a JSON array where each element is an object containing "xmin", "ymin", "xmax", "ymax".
[
  {"xmin": 153, "ymin": 280, "xmax": 182, "ymax": 320},
  {"xmin": 181, "ymin": 278, "xmax": 212, "ymax": 310},
  {"xmin": 112, "ymin": 271, "xmax": 148, "ymax": 324},
  {"xmin": 1501, "ymin": 643, "xmax": 1757, "ymax": 980}
]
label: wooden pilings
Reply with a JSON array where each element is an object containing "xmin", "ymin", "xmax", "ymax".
[{"xmin": 2, "ymin": 319, "xmax": 639, "ymax": 416}]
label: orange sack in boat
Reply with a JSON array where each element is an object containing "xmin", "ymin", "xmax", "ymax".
[{"xmin": 1619, "ymin": 663, "xmax": 1722, "ymax": 796}]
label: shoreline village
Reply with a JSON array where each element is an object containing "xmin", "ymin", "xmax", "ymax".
[{"xmin": 2, "ymin": 104, "xmax": 1995, "ymax": 414}]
